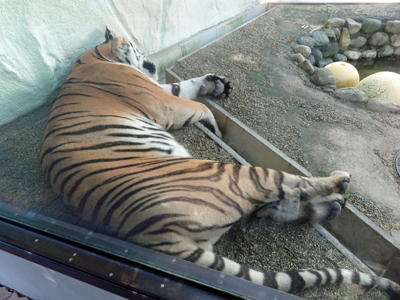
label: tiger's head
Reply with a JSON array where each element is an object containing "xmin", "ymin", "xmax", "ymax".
[{"xmin": 93, "ymin": 27, "xmax": 158, "ymax": 81}]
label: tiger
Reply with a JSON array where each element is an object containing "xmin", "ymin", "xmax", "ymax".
[{"xmin": 40, "ymin": 27, "xmax": 400, "ymax": 298}]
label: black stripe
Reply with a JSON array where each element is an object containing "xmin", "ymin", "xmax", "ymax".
[
  {"xmin": 56, "ymin": 124, "xmax": 144, "ymax": 136},
  {"xmin": 60, "ymin": 170, "xmax": 81, "ymax": 195},
  {"xmin": 139, "ymin": 197, "xmax": 226, "ymax": 214},
  {"xmin": 161, "ymin": 220, "xmax": 236, "ymax": 233},
  {"xmin": 51, "ymin": 102, "xmax": 80, "ymax": 113},
  {"xmin": 352, "ymin": 271, "xmax": 360, "ymax": 284},
  {"xmin": 124, "ymin": 213, "xmax": 186, "ymax": 238},
  {"xmin": 120, "ymin": 100, "xmax": 152, "ymax": 120},
  {"xmin": 101, "ymin": 161, "xmax": 213, "ymax": 223},
  {"xmin": 113, "ymin": 147, "xmax": 172, "ymax": 154},
  {"xmin": 334, "ymin": 269, "xmax": 343, "ymax": 284},
  {"xmin": 274, "ymin": 171, "xmax": 285, "ymax": 200},
  {"xmin": 249, "ymin": 168, "xmax": 273, "ymax": 197},
  {"xmin": 48, "ymin": 111, "xmax": 89, "ymax": 123},
  {"xmin": 152, "ymin": 184, "xmax": 245, "ymax": 215},
  {"xmin": 143, "ymin": 241, "xmax": 181, "ymax": 248},
  {"xmin": 107, "ymin": 133, "xmax": 171, "ymax": 141},
  {"xmin": 45, "ymin": 156, "xmax": 70, "ymax": 182},
  {"xmin": 143, "ymin": 61, "xmax": 156, "ymax": 74},
  {"xmin": 53, "ymin": 156, "xmax": 139, "ymax": 184},
  {"xmin": 94, "ymin": 46, "xmax": 110, "ymax": 62},
  {"xmin": 52, "ymin": 141, "xmax": 144, "ymax": 154},
  {"xmin": 263, "ymin": 272, "xmax": 278, "ymax": 289},
  {"xmin": 235, "ymin": 266, "xmax": 251, "ymax": 280},
  {"xmin": 90, "ymin": 177, "xmax": 136, "ymax": 220},
  {"xmin": 307, "ymin": 270, "xmax": 322, "ymax": 286},
  {"xmin": 44, "ymin": 121, "xmax": 92, "ymax": 141},
  {"xmin": 185, "ymin": 248, "xmax": 205, "ymax": 263},
  {"xmin": 43, "ymin": 121, "xmax": 92, "ymax": 143},
  {"xmin": 286, "ymin": 270, "xmax": 306, "ymax": 294},
  {"xmin": 318, "ymin": 268, "xmax": 332, "ymax": 284},
  {"xmin": 172, "ymin": 84, "xmax": 180, "ymax": 96},
  {"xmin": 54, "ymin": 93, "xmax": 94, "ymax": 103},
  {"xmin": 183, "ymin": 114, "xmax": 194, "ymax": 126},
  {"xmin": 209, "ymin": 255, "xmax": 225, "ymax": 271},
  {"xmin": 89, "ymin": 159, "xmax": 187, "ymax": 219},
  {"xmin": 40, "ymin": 142, "xmax": 75, "ymax": 164}
]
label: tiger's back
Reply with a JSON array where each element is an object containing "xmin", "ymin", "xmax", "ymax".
[{"xmin": 40, "ymin": 28, "xmax": 400, "ymax": 298}]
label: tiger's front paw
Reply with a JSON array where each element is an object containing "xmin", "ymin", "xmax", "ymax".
[{"xmin": 198, "ymin": 75, "xmax": 233, "ymax": 99}]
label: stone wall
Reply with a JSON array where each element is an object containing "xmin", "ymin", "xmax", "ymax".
[
  {"xmin": 304, "ymin": 17, "xmax": 400, "ymax": 67},
  {"xmin": 291, "ymin": 17, "xmax": 400, "ymax": 114}
]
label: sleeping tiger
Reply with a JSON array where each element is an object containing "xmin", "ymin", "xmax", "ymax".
[{"xmin": 40, "ymin": 27, "xmax": 400, "ymax": 298}]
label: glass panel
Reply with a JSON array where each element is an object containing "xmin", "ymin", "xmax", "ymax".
[{"xmin": 1, "ymin": 3, "xmax": 399, "ymax": 300}]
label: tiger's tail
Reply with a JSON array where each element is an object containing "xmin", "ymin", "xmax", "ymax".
[{"xmin": 179, "ymin": 246, "xmax": 400, "ymax": 297}]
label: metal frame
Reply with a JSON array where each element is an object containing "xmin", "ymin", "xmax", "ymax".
[{"xmin": 0, "ymin": 202, "xmax": 303, "ymax": 300}]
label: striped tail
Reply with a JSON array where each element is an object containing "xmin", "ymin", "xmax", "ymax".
[{"xmin": 182, "ymin": 246, "xmax": 400, "ymax": 297}]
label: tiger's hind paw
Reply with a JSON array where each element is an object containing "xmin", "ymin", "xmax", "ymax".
[{"xmin": 329, "ymin": 171, "xmax": 351, "ymax": 194}]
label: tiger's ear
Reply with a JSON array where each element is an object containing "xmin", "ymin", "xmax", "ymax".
[{"xmin": 105, "ymin": 27, "xmax": 116, "ymax": 43}]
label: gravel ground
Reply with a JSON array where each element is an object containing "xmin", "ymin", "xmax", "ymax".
[
  {"xmin": 172, "ymin": 5, "xmax": 400, "ymax": 231},
  {"xmin": 171, "ymin": 4, "xmax": 400, "ymax": 299}
]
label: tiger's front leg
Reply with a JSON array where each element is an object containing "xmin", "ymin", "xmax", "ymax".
[{"xmin": 160, "ymin": 74, "xmax": 233, "ymax": 100}]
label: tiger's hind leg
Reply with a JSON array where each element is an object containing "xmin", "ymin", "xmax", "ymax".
[
  {"xmin": 252, "ymin": 192, "xmax": 346, "ymax": 223},
  {"xmin": 248, "ymin": 171, "xmax": 349, "ymax": 223},
  {"xmin": 160, "ymin": 74, "xmax": 233, "ymax": 100}
]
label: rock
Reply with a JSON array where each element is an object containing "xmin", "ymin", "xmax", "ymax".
[
  {"xmin": 307, "ymin": 55, "xmax": 316, "ymax": 65},
  {"xmin": 362, "ymin": 18, "xmax": 382, "ymax": 34},
  {"xmin": 292, "ymin": 45, "xmax": 311, "ymax": 58},
  {"xmin": 317, "ymin": 58, "xmax": 333, "ymax": 68},
  {"xmin": 369, "ymin": 32, "xmax": 389, "ymax": 47},
  {"xmin": 323, "ymin": 29, "xmax": 336, "ymax": 40},
  {"xmin": 350, "ymin": 36, "xmax": 367, "ymax": 48},
  {"xmin": 322, "ymin": 42, "xmax": 339, "ymax": 58},
  {"xmin": 347, "ymin": 18, "xmax": 362, "ymax": 34},
  {"xmin": 311, "ymin": 49, "xmax": 323, "ymax": 62},
  {"xmin": 343, "ymin": 50, "xmax": 362, "ymax": 60},
  {"xmin": 395, "ymin": 47, "xmax": 400, "ymax": 56},
  {"xmin": 356, "ymin": 71, "xmax": 400, "ymax": 105},
  {"xmin": 310, "ymin": 68, "xmax": 336, "ymax": 86},
  {"xmin": 321, "ymin": 85, "xmax": 337, "ymax": 92},
  {"xmin": 390, "ymin": 34, "xmax": 400, "ymax": 48},
  {"xmin": 339, "ymin": 28, "xmax": 350, "ymax": 51},
  {"xmin": 297, "ymin": 59, "xmax": 314, "ymax": 73},
  {"xmin": 333, "ymin": 28, "xmax": 341, "ymax": 40},
  {"xmin": 333, "ymin": 87, "xmax": 368, "ymax": 103},
  {"xmin": 297, "ymin": 36, "xmax": 315, "ymax": 49},
  {"xmin": 325, "ymin": 62, "xmax": 359, "ymax": 89},
  {"xmin": 378, "ymin": 45, "xmax": 394, "ymax": 58},
  {"xmin": 333, "ymin": 53, "xmax": 347, "ymax": 62},
  {"xmin": 366, "ymin": 98, "xmax": 400, "ymax": 113},
  {"xmin": 362, "ymin": 49, "xmax": 377, "ymax": 59},
  {"xmin": 312, "ymin": 31, "xmax": 330, "ymax": 46},
  {"xmin": 327, "ymin": 18, "xmax": 345, "ymax": 28},
  {"xmin": 291, "ymin": 53, "xmax": 305, "ymax": 63},
  {"xmin": 385, "ymin": 20, "xmax": 400, "ymax": 34}
]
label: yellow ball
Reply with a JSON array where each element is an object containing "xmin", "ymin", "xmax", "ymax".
[
  {"xmin": 356, "ymin": 72, "xmax": 400, "ymax": 105},
  {"xmin": 325, "ymin": 62, "xmax": 359, "ymax": 88}
]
